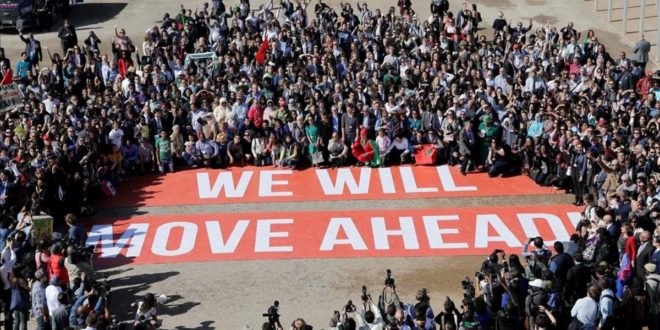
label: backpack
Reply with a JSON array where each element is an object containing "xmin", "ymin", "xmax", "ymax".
[
  {"xmin": 600, "ymin": 293, "xmax": 624, "ymax": 329},
  {"xmin": 526, "ymin": 289, "xmax": 547, "ymax": 317}
]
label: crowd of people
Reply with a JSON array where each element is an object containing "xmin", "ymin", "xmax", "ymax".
[
  {"xmin": 0, "ymin": 0, "xmax": 659, "ymax": 328},
  {"xmin": 269, "ymin": 228, "xmax": 660, "ymax": 330}
]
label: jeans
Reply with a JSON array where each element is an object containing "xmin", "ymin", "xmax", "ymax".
[
  {"xmin": 35, "ymin": 314, "xmax": 47, "ymax": 330},
  {"xmin": 12, "ymin": 310, "xmax": 27, "ymax": 330}
]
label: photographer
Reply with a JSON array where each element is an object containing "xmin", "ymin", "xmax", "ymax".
[
  {"xmin": 379, "ymin": 270, "xmax": 401, "ymax": 324},
  {"xmin": 403, "ymin": 289, "xmax": 435, "ymax": 330},
  {"xmin": 133, "ymin": 293, "xmax": 158, "ymax": 330},
  {"xmin": 70, "ymin": 282, "xmax": 108, "ymax": 329},
  {"xmin": 355, "ymin": 294, "xmax": 385, "ymax": 330},
  {"xmin": 434, "ymin": 297, "xmax": 462, "ymax": 330},
  {"xmin": 64, "ymin": 245, "xmax": 93, "ymax": 288}
]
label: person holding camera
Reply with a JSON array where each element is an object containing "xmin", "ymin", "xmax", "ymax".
[
  {"xmin": 402, "ymin": 289, "xmax": 435, "ymax": 330},
  {"xmin": 133, "ymin": 293, "xmax": 159, "ymax": 330},
  {"xmin": 355, "ymin": 292, "xmax": 385, "ymax": 330}
]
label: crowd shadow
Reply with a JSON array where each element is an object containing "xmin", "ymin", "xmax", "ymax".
[{"xmin": 70, "ymin": 2, "xmax": 128, "ymax": 28}]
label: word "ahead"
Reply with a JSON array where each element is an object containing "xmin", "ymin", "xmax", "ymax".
[{"xmin": 86, "ymin": 205, "xmax": 580, "ymax": 265}]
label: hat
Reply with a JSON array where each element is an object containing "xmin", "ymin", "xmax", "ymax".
[
  {"xmin": 529, "ymin": 279, "xmax": 544, "ymax": 288},
  {"xmin": 644, "ymin": 263, "xmax": 656, "ymax": 273},
  {"xmin": 597, "ymin": 118, "xmax": 607, "ymax": 127},
  {"xmin": 621, "ymin": 174, "xmax": 630, "ymax": 181}
]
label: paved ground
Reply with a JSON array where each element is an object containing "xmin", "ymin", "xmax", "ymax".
[{"xmin": 0, "ymin": 0, "xmax": 642, "ymax": 328}]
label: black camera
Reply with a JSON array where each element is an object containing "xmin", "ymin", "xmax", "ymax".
[
  {"xmin": 461, "ymin": 276, "xmax": 475, "ymax": 302},
  {"xmin": 384, "ymin": 269, "xmax": 395, "ymax": 288},
  {"xmin": 345, "ymin": 300, "xmax": 355, "ymax": 313},
  {"xmin": 361, "ymin": 285, "xmax": 369, "ymax": 302}
]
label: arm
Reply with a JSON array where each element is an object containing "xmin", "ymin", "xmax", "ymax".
[{"xmin": 69, "ymin": 295, "xmax": 87, "ymax": 325}]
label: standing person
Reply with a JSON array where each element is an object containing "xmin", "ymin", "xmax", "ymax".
[
  {"xmin": 0, "ymin": 241, "xmax": 16, "ymax": 330},
  {"xmin": 30, "ymin": 270, "xmax": 49, "ymax": 330},
  {"xmin": 341, "ymin": 105, "xmax": 359, "ymax": 158},
  {"xmin": 9, "ymin": 268, "xmax": 30, "ymax": 330},
  {"xmin": 632, "ymin": 33, "xmax": 651, "ymax": 74},
  {"xmin": 569, "ymin": 286, "xmax": 600, "ymax": 330},
  {"xmin": 44, "ymin": 275, "xmax": 62, "ymax": 322},
  {"xmin": 644, "ymin": 263, "xmax": 660, "ymax": 330},
  {"xmin": 155, "ymin": 130, "xmax": 174, "ymax": 173},
  {"xmin": 636, "ymin": 231, "xmax": 655, "ymax": 290},
  {"xmin": 58, "ymin": 19, "xmax": 77, "ymax": 53},
  {"xmin": 458, "ymin": 121, "xmax": 476, "ymax": 175},
  {"xmin": 18, "ymin": 32, "xmax": 42, "ymax": 69},
  {"xmin": 83, "ymin": 31, "xmax": 101, "ymax": 57},
  {"xmin": 569, "ymin": 142, "xmax": 587, "ymax": 206}
]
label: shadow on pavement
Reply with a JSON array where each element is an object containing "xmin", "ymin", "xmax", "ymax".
[
  {"xmin": 71, "ymin": 2, "xmax": 128, "ymax": 27},
  {"xmin": 99, "ymin": 270, "xmax": 181, "ymax": 323}
]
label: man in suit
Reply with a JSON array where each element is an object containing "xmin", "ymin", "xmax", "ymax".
[
  {"xmin": 457, "ymin": 121, "xmax": 476, "ymax": 176},
  {"xmin": 603, "ymin": 214, "xmax": 621, "ymax": 241},
  {"xmin": 636, "ymin": 231, "xmax": 655, "ymax": 291},
  {"xmin": 83, "ymin": 31, "xmax": 102, "ymax": 57},
  {"xmin": 632, "ymin": 33, "xmax": 651, "ymax": 74},
  {"xmin": 570, "ymin": 142, "xmax": 588, "ymax": 206},
  {"xmin": 358, "ymin": 106, "xmax": 377, "ymax": 139},
  {"xmin": 58, "ymin": 19, "xmax": 78, "ymax": 53}
]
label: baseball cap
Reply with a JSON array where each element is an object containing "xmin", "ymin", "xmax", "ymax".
[
  {"xmin": 644, "ymin": 263, "xmax": 656, "ymax": 273},
  {"xmin": 529, "ymin": 279, "xmax": 544, "ymax": 288}
]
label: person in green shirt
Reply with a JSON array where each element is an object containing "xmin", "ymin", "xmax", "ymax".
[{"xmin": 155, "ymin": 130, "xmax": 174, "ymax": 173}]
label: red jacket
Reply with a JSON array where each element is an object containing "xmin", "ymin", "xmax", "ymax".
[{"xmin": 48, "ymin": 253, "xmax": 69, "ymax": 286}]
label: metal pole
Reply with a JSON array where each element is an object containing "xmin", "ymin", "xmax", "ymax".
[
  {"xmin": 623, "ymin": 0, "xmax": 629, "ymax": 34},
  {"xmin": 594, "ymin": 0, "xmax": 599, "ymax": 11},
  {"xmin": 640, "ymin": 0, "xmax": 645, "ymax": 33},
  {"xmin": 608, "ymin": 0, "xmax": 613, "ymax": 21}
]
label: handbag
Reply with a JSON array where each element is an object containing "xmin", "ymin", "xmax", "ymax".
[
  {"xmin": 567, "ymin": 318, "xmax": 584, "ymax": 330},
  {"xmin": 311, "ymin": 151, "xmax": 324, "ymax": 165},
  {"xmin": 10, "ymin": 286, "xmax": 30, "ymax": 311}
]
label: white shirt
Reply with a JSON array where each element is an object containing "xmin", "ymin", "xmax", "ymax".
[
  {"xmin": 45, "ymin": 284, "xmax": 62, "ymax": 317},
  {"xmin": 108, "ymin": 128, "xmax": 124, "ymax": 147},
  {"xmin": 571, "ymin": 296, "xmax": 598, "ymax": 325},
  {"xmin": 0, "ymin": 248, "xmax": 16, "ymax": 290},
  {"xmin": 42, "ymin": 98, "xmax": 60, "ymax": 114}
]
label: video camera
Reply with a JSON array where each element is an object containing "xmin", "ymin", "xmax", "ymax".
[
  {"xmin": 384, "ymin": 269, "xmax": 395, "ymax": 288},
  {"xmin": 461, "ymin": 276, "xmax": 475, "ymax": 304},
  {"xmin": 361, "ymin": 285, "xmax": 370, "ymax": 302},
  {"xmin": 344, "ymin": 300, "xmax": 356, "ymax": 313},
  {"xmin": 262, "ymin": 301, "xmax": 280, "ymax": 330}
]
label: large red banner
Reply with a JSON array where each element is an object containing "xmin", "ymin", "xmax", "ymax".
[
  {"xmin": 87, "ymin": 205, "xmax": 582, "ymax": 265},
  {"xmin": 99, "ymin": 165, "xmax": 561, "ymax": 207}
]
